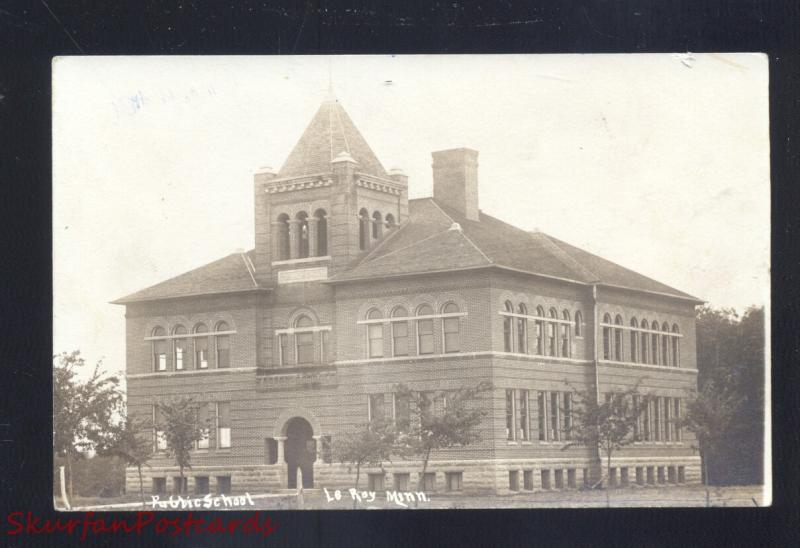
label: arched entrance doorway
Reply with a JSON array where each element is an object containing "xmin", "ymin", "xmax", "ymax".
[{"xmin": 285, "ymin": 417, "xmax": 314, "ymax": 488}]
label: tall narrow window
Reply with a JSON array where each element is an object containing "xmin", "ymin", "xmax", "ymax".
[
  {"xmin": 442, "ymin": 303, "xmax": 461, "ymax": 353},
  {"xmin": 394, "ymin": 393, "xmax": 410, "ymax": 432},
  {"xmin": 548, "ymin": 308, "xmax": 558, "ymax": 356},
  {"xmin": 644, "ymin": 397, "xmax": 652, "ymax": 442},
  {"xmin": 536, "ymin": 306, "xmax": 545, "ymax": 355},
  {"xmin": 537, "ymin": 391, "xmax": 547, "ymax": 441},
  {"xmin": 662, "ymin": 322, "xmax": 670, "ymax": 366},
  {"xmin": 391, "ymin": 307, "xmax": 409, "ymax": 356},
  {"xmin": 505, "ymin": 389, "xmax": 515, "ymax": 441},
  {"xmin": 664, "ymin": 396, "xmax": 673, "ymax": 441},
  {"xmin": 194, "ymin": 324, "xmax": 209, "ymax": 369},
  {"xmin": 296, "ymin": 211, "xmax": 309, "ymax": 258},
  {"xmin": 215, "ymin": 321, "xmax": 230, "ymax": 369},
  {"xmin": 633, "ymin": 395, "xmax": 642, "ymax": 441},
  {"xmin": 563, "ymin": 392, "xmax": 573, "ymax": 440},
  {"xmin": 602, "ymin": 313, "xmax": 612, "ymax": 360},
  {"xmin": 502, "ymin": 301, "xmax": 514, "ymax": 352},
  {"xmin": 152, "ymin": 326, "xmax": 167, "ymax": 371},
  {"xmin": 672, "ymin": 324, "xmax": 681, "ymax": 367},
  {"xmin": 196, "ymin": 404, "xmax": 210, "ymax": 449},
  {"xmin": 574, "ymin": 310, "xmax": 583, "ymax": 337},
  {"xmin": 372, "ymin": 211, "xmax": 382, "ymax": 240},
  {"xmin": 641, "ymin": 320, "xmax": 650, "ymax": 364},
  {"xmin": 561, "ymin": 310, "xmax": 571, "ymax": 357},
  {"xmin": 358, "ymin": 208, "xmax": 369, "ymax": 250},
  {"xmin": 651, "ymin": 323, "xmax": 660, "ymax": 365},
  {"xmin": 216, "ymin": 402, "xmax": 231, "ymax": 449},
  {"xmin": 295, "ymin": 315, "xmax": 314, "ymax": 364},
  {"xmin": 518, "ymin": 389, "xmax": 530, "ymax": 441},
  {"xmin": 321, "ymin": 330, "xmax": 329, "ymax": 363},
  {"xmin": 369, "ymin": 394, "xmax": 385, "ymax": 423},
  {"xmin": 153, "ymin": 404, "xmax": 166, "ymax": 451},
  {"xmin": 367, "ymin": 309, "xmax": 384, "ymax": 358},
  {"xmin": 550, "ymin": 391, "xmax": 560, "ymax": 441},
  {"xmin": 630, "ymin": 318, "xmax": 639, "ymax": 363},
  {"xmin": 276, "ymin": 213, "xmax": 290, "ymax": 260},
  {"xmin": 654, "ymin": 397, "xmax": 662, "ymax": 441},
  {"xmin": 385, "ymin": 213, "xmax": 396, "ymax": 229},
  {"xmin": 416, "ymin": 304, "xmax": 434, "ymax": 355},
  {"xmin": 614, "ymin": 315, "xmax": 624, "ymax": 361},
  {"xmin": 517, "ymin": 304, "xmax": 527, "ymax": 353},
  {"xmin": 173, "ymin": 325, "xmax": 186, "ymax": 371},
  {"xmin": 314, "ymin": 209, "xmax": 328, "ymax": 256},
  {"xmin": 674, "ymin": 399, "xmax": 683, "ymax": 441}
]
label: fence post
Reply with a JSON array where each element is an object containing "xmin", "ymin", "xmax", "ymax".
[{"xmin": 59, "ymin": 466, "xmax": 71, "ymax": 510}]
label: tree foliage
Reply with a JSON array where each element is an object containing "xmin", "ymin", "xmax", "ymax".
[
  {"xmin": 563, "ymin": 384, "xmax": 649, "ymax": 487},
  {"xmin": 394, "ymin": 381, "xmax": 491, "ymax": 491},
  {"xmin": 96, "ymin": 416, "xmax": 154, "ymax": 505},
  {"xmin": 157, "ymin": 397, "xmax": 208, "ymax": 493},
  {"xmin": 53, "ymin": 351, "xmax": 122, "ymax": 498},
  {"xmin": 690, "ymin": 305, "xmax": 765, "ymax": 484},
  {"xmin": 333, "ymin": 420, "xmax": 396, "ymax": 507}
]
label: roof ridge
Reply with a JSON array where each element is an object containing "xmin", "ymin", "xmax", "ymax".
[
  {"xmin": 531, "ymin": 232, "xmax": 599, "ymax": 282},
  {"xmin": 360, "ymin": 226, "xmax": 449, "ymax": 264},
  {"xmin": 356, "ymin": 220, "xmax": 412, "ymax": 263},
  {"xmin": 429, "ymin": 199, "xmax": 493, "ymax": 265},
  {"xmin": 240, "ymin": 252, "xmax": 259, "ymax": 288}
]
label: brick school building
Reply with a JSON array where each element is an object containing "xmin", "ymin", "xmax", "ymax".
[{"xmin": 114, "ymin": 97, "xmax": 702, "ymax": 497}]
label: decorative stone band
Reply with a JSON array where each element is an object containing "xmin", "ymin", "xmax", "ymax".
[
  {"xmin": 126, "ymin": 367, "xmax": 257, "ymax": 379},
  {"xmin": 271, "ymin": 255, "xmax": 331, "ymax": 267},
  {"xmin": 599, "ymin": 322, "xmax": 683, "ymax": 337},
  {"xmin": 355, "ymin": 178, "xmax": 402, "ymax": 195},
  {"xmin": 598, "ymin": 360, "xmax": 697, "ymax": 373},
  {"xmin": 263, "ymin": 176, "xmax": 334, "ymax": 194},
  {"xmin": 144, "ymin": 330, "xmax": 237, "ymax": 341},
  {"xmin": 274, "ymin": 325, "xmax": 333, "ymax": 336},
  {"xmin": 356, "ymin": 312, "xmax": 467, "ymax": 325},
  {"xmin": 499, "ymin": 311, "xmax": 574, "ymax": 325}
]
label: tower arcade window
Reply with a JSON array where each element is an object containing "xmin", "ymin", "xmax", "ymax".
[
  {"xmin": 215, "ymin": 321, "xmax": 230, "ymax": 368},
  {"xmin": 372, "ymin": 211, "xmax": 382, "ymax": 240},
  {"xmin": 358, "ymin": 208, "xmax": 369, "ymax": 250},
  {"xmin": 314, "ymin": 208, "xmax": 328, "ymax": 256},
  {"xmin": 385, "ymin": 213, "xmax": 396, "ymax": 229},
  {"xmin": 296, "ymin": 211, "xmax": 309, "ymax": 259},
  {"xmin": 276, "ymin": 213, "xmax": 290, "ymax": 260}
]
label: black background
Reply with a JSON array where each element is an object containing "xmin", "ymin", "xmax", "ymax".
[{"xmin": 1, "ymin": 1, "xmax": 798, "ymax": 546}]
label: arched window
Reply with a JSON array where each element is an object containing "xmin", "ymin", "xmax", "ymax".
[
  {"xmin": 367, "ymin": 309, "xmax": 384, "ymax": 358},
  {"xmin": 152, "ymin": 326, "xmax": 167, "ymax": 371},
  {"xmin": 296, "ymin": 211, "xmax": 309, "ymax": 259},
  {"xmin": 443, "ymin": 303, "xmax": 461, "ymax": 353},
  {"xmin": 416, "ymin": 304, "xmax": 434, "ymax": 355},
  {"xmin": 548, "ymin": 308, "xmax": 559, "ymax": 356},
  {"xmin": 194, "ymin": 323, "xmax": 209, "ymax": 369},
  {"xmin": 672, "ymin": 324, "xmax": 681, "ymax": 367},
  {"xmin": 562, "ymin": 310, "xmax": 571, "ymax": 357},
  {"xmin": 385, "ymin": 213, "xmax": 396, "ymax": 229},
  {"xmin": 516, "ymin": 303, "xmax": 527, "ymax": 353},
  {"xmin": 535, "ymin": 306, "xmax": 545, "ymax": 355},
  {"xmin": 295, "ymin": 315, "xmax": 314, "ymax": 364},
  {"xmin": 662, "ymin": 322, "xmax": 670, "ymax": 366},
  {"xmin": 614, "ymin": 315, "xmax": 624, "ymax": 361},
  {"xmin": 640, "ymin": 320, "xmax": 649, "ymax": 364},
  {"xmin": 372, "ymin": 211, "xmax": 383, "ymax": 240},
  {"xmin": 629, "ymin": 318, "xmax": 639, "ymax": 363},
  {"xmin": 358, "ymin": 208, "xmax": 369, "ymax": 251},
  {"xmin": 502, "ymin": 301, "xmax": 514, "ymax": 352},
  {"xmin": 391, "ymin": 306, "xmax": 409, "ymax": 357},
  {"xmin": 276, "ymin": 213, "xmax": 290, "ymax": 260},
  {"xmin": 215, "ymin": 321, "xmax": 230, "ymax": 369},
  {"xmin": 173, "ymin": 325, "xmax": 187, "ymax": 371},
  {"xmin": 314, "ymin": 209, "xmax": 328, "ymax": 256},
  {"xmin": 574, "ymin": 311, "xmax": 583, "ymax": 337},
  {"xmin": 651, "ymin": 321, "xmax": 660, "ymax": 365},
  {"xmin": 602, "ymin": 313, "xmax": 612, "ymax": 360}
]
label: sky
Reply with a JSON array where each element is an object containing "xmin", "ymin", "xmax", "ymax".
[{"xmin": 53, "ymin": 54, "xmax": 770, "ymax": 378}]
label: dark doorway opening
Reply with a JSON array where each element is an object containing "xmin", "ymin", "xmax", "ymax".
[{"xmin": 285, "ymin": 417, "xmax": 315, "ymax": 488}]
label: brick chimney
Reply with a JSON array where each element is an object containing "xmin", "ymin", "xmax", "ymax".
[{"xmin": 432, "ymin": 148, "xmax": 479, "ymax": 221}]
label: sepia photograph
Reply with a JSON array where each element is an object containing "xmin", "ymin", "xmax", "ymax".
[{"xmin": 52, "ymin": 54, "xmax": 769, "ymax": 511}]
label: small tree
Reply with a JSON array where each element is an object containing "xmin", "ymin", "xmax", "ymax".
[
  {"xmin": 564, "ymin": 385, "xmax": 649, "ymax": 487},
  {"xmin": 157, "ymin": 398, "xmax": 207, "ymax": 494},
  {"xmin": 679, "ymin": 379, "xmax": 737, "ymax": 486},
  {"xmin": 394, "ymin": 382, "xmax": 491, "ymax": 494},
  {"xmin": 53, "ymin": 351, "xmax": 122, "ymax": 499},
  {"xmin": 97, "ymin": 416, "xmax": 154, "ymax": 507},
  {"xmin": 333, "ymin": 420, "xmax": 396, "ymax": 508}
]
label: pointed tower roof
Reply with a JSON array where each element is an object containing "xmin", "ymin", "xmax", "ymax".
[{"xmin": 277, "ymin": 98, "xmax": 388, "ymax": 179}]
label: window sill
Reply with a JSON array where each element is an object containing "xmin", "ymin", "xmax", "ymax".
[{"xmin": 506, "ymin": 441, "xmax": 518, "ymax": 445}]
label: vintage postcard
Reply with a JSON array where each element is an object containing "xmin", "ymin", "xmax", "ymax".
[{"xmin": 52, "ymin": 54, "xmax": 769, "ymax": 510}]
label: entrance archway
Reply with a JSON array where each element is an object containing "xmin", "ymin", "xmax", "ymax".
[{"xmin": 285, "ymin": 417, "xmax": 315, "ymax": 488}]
